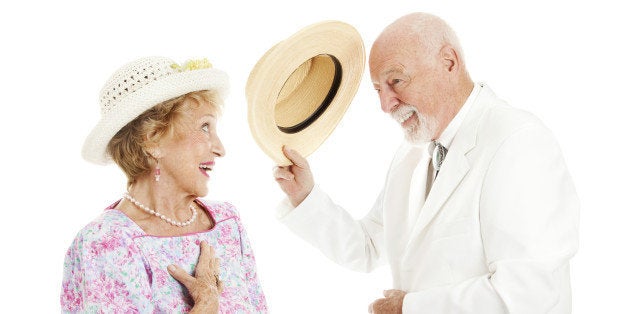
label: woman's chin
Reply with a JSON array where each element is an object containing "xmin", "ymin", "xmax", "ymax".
[{"xmin": 194, "ymin": 185, "xmax": 209, "ymax": 198}]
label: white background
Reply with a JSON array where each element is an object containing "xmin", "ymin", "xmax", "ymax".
[{"xmin": 1, "ymin": 0, "xmax": 626, "ymax": 313}]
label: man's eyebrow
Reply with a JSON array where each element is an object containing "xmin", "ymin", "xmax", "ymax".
[
  {"xmin": 373, "ymin": 68, "xmax": 404, "ymax": 84},
  {"xmin": 383, "ymin": 68, "xmax": 403, "ymax": 76}
]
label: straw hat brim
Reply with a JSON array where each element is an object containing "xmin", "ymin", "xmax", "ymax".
[
  {"xmin": 82, "ymin": 69, "xmax": 229, "ymax": 165},
  {"xmin": 246, "ymin": 21, "xmax": 365, "ymax": 166}
]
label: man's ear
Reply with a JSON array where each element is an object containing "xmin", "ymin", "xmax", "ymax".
[{"xmin": 440, "ymin": 45, "xmax": 460, "ymax": 73}]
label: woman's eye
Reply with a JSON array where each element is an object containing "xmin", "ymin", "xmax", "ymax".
[{"xmin": 201, "ymin": 123, "xmax": 210, "ymax": 133}]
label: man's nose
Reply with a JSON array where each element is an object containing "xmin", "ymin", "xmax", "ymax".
[{"xmin": 380, "ymin": 89, "xmax": 399, "ymax": 113}]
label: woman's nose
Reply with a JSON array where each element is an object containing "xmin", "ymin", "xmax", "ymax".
[{"xmin": 212, "ymin": 136, "xmax": 225, "ymax": 157}]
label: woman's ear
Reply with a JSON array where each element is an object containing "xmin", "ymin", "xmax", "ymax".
[
  {"xmin": 149, "ymin": 148, "xmax": 162, "ymax": 159},
  {"xmin": 144, "ymin": 143, "xmax": 162, "ymax": 160},
  {"xmin": 440, "ymin": 45, "xmax": 460, "ymax": 73},
  {"xmin": 144, "ymin": 130, "xmax": 163, "ymax": 159},
  {"xmin": 152, "ymin": 148, "xmax": 162, "ymax": 159}
]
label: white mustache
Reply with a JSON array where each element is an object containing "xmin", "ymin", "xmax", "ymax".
[{"xmin": 390, "ymin": 105, "xmax": 417, "ymax": 124}]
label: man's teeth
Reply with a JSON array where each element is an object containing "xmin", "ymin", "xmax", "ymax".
[
  {"xmin": 200, "ymin": 165, "xmax": 212, "ymax": 171},
  {"xmin": 399, "ymin": 111, "xmax": 413, "ymax": 123}
]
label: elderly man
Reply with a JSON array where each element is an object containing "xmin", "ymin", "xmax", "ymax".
[{"xmin": 274, "ymin": 12, "xmax": 579, "ymax": 313}]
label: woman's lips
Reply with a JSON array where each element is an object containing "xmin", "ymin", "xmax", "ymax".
[{"xmin": 199, "ymin": 161, "xmax": 214, "ymax": 177}]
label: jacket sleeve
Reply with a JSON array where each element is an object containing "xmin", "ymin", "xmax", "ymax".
[
  {"xmin": 403, "ymin": 125, "xmax": 579, "ymax": 313},
  {"xmin": 277, "ymin": 185, "xmax": 387, "ymax": 273}
]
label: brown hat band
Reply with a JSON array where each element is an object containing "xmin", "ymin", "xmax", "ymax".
[{"xmin": 275, "ymin": 54, "xmax": 342, "ymax": 134}]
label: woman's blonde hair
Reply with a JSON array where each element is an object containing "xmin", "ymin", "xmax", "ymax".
[{"xmin": 106, "ymin": 90, "xmax": 221, "ymax": 188}]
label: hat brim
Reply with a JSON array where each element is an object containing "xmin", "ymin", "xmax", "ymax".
[
  {"xmin": 82, "ymin": 68, "xmax": 229, "ymax": 164},
  {"xmin": 246, "ymin": 21, "xmax": 365, "ymax": 166}
]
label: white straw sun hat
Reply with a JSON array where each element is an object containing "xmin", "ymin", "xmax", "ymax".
[
  {"xmin": 246, "ymin": 21, "xmax": 365, "ymax": 166},
  {"xmin": 82, "ymin": 56, "xmax": 229, "ymax": 164}
]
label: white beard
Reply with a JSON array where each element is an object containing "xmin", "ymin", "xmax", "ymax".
[{"xmin": 391, "ymin": 104, "xmax": 437, "ymax": 144}]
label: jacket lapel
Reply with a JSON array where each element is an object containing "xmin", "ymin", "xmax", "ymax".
[
  {"xmin": 402, "ymin": 84, "xmax": 493, "ymax": 250},
  {"xmin": 405, "ymin": 138, "xmax": 473, "ymax": 243},
  {"xmin": 383, "ymin": 144, "xmax": 428, "ymax": 255}
]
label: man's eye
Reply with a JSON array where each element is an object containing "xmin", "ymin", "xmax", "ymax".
[
  {"xmin": 202, "ymin": 123, "xmax": 209, "ymax": 133},
  {"xmin": 391, "ymin": 79, "xmax": 402, "ymax": 85}
]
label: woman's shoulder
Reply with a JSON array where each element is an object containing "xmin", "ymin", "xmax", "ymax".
[
  {"xmin": 197, "ymin": 199, "xmax": 241, "ymax": 222},
  {"xmin": 70, "ymin": 206, "xmax": 142, "ymax": 247},
  {"xmin": 63, "ymin": 207, "xmax": 146, "ymax": 274}
]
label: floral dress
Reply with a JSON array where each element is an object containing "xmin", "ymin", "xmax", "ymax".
[{"xmin": 60, "ymin": 200, "xmax": 267, "ymax": 313}]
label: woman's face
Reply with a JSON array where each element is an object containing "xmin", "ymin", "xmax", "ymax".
[{"xmin": 156, "ymin": 99, "xmax": 225, "ymax": 197}]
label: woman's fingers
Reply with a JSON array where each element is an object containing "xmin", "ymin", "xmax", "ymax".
[
  {"xmin": 168, "ymin": 242, "xmax": 222, "ymax": 312},
  {"xmin": 168, "ymin": 264, "xmax": 195, "ymax": 288},
  {"xmin": 169, "ymin": 242, "xmax": 221, "ymax": 288},
  {"xmin": 216, "ymin": 276, "xmax": 224, "ymax": 293},
  {"xmin": 200, "ymin": 242, "xmax": 220, "ymax": 274},
  {"xmin": 196, "ymin": 241, "xmax": 212, "ymax": 275},
  {"xmin": 198, "ymin": 241, "xmax": 222, "ymax": 292}
]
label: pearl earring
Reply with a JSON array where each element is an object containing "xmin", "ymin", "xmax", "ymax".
[{"xmin": 155, "ymin": 159, "xmax": 161, "ymax": 182}]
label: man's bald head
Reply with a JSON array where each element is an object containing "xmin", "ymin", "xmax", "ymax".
[
  {"xmin": 369, "ymin": 12, "xmax": 474, "ymax": 143},
  {"xmin": 373, "ymin": 12, "xmax": 465, "ymax": 67}
]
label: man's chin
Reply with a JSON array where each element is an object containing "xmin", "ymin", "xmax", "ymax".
[{"xmin": 404, "ymin": 132, "xmax": 431, "ymax": 145}]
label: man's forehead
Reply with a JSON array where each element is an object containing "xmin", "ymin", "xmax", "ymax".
[{"xmin": 371, "ymin": 65, "xmax": 406, "ymax": 82}]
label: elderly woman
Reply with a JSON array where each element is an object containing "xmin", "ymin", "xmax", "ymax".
[{"xmin": 60, "ymin": 57, "xmax": 267, "ymax": 313}]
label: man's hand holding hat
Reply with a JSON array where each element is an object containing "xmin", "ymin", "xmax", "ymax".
[{"xmin": 273, "ymin": 147, "xmax": 314, "ymax": 207}]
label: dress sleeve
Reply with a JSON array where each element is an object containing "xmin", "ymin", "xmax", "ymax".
[
  {"xmin": 60, "ymin": 222, "xmax": 154, "ymax": 313},
  {"xmin": 230, "ymin": 203, "xmax": 268, "ymax": 313}
]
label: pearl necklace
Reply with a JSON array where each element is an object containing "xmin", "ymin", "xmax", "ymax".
[{"xmin": 123, "ymin": 194, "xmax": 198, "ymax": 227}]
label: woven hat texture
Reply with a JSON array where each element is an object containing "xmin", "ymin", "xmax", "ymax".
[
  {"xmin": 246, "ymin": 20, "xmax": 365, "ymax": 165},
  {"xmin": 82, "ymin": 56, "xmax": 229, "ymax": 164}
]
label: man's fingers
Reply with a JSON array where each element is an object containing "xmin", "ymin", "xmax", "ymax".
[
  {"xmin": 168, "ymin": 264, "xmax": 195, "ymax": 288},
  {"xmin": 273, "ymin": 166, "xmax": 295, "ymax": 181},
  {"xmin": 282, "ymin": 146, "xmax": 308, "ymax": 169}
]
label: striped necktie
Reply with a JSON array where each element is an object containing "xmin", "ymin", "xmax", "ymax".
[{"xmin": 432, "ymin": 141, "xmax": 448, "ymax": 178}]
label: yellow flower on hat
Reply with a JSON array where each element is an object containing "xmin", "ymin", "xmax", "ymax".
[{"xmin": 171, "ymin": 58, "xmax": 213, "ymax": 72}]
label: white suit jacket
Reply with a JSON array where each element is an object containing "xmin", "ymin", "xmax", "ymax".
[{"xmin": 278, "ymin": 84, "xmax": 579, "ymax": 313}]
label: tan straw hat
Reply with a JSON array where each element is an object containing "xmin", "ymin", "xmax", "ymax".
[
  {"xmin": 246, "ymin": 21, "xmax": 365, "ymax": 165},
  {"xmin": 82, "ymin": 56, "xmax": 229, "ymax": 164}
]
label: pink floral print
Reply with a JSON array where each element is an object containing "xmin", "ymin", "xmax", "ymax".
[{"xmin": 61, "ymin": 200, "xmax": 267, "ymax": 313}]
